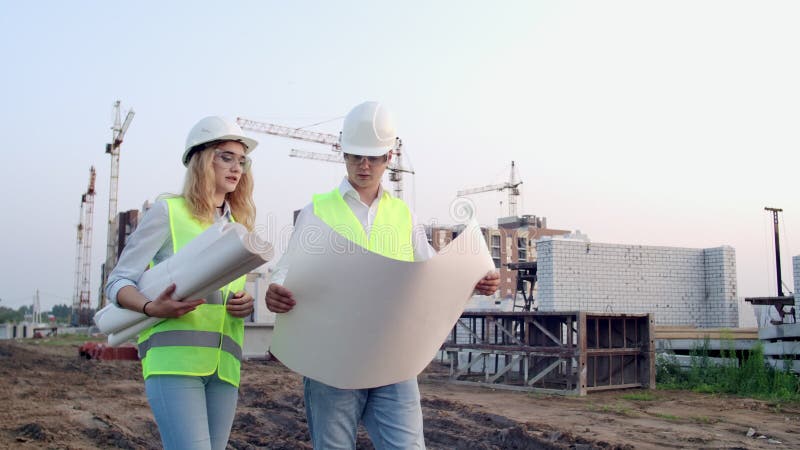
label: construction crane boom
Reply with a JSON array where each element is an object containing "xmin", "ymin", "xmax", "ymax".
[
  {"xmin": 238, "ymin": 117, "xmax": 415, "ymax": 200},
  {"xmin": 237, "ymin": 118, "xmax": 340, "ymax": 150},
  {"xmin": 457, "ymin": 182, "xmax": 511, "ymax": 196},
  {"xmin": 289, "ymin": 148, "xmax": 344, "ymax": 163},
  {"xmin": 457, "ymin": 161, "xmax": 522, "ymax": 217}
]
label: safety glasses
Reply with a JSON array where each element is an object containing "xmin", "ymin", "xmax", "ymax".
[
  {"xmin": 213, "ymin": 149, "xmax": 251, "ymax": 173},
  {"xmin": 342, "ymin": 153, "xmax": 389, "ymax": 165}
]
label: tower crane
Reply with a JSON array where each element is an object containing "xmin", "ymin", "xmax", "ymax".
[
  {"xmin": 72, "ymin": 166, "xmax": 96, "ymax": 326},
  {"xmin": 72, "ymin": 195, "xmax": 85, "ymax": 325},
  {"xmin": 236, "ymin": 117, "xmax": 414, "ymax": 200},
  {"xmin": 457, "ymin": 161, "xmax": 523, "ymax": 217},
  {"xmin": 33, "ymin": 289, "xmax": 41, "ymax": 325},
  {"xmin": 101, "ymin": 100, "xmax": 134, "ymax": 308}
]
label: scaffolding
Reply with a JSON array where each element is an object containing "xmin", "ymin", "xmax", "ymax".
[{"xmin": 442, "ymin": 311, "xmax": 655, "ymax": 395}]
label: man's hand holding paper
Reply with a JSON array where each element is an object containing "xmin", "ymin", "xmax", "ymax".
[{"xmin": 226, "ymin": 290, "xmax": 255, "ymax": 318}]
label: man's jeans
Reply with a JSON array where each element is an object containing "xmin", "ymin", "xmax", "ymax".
[
  {"xmin": 145, "ymin": 372, "xmax": 238, "ymax": 450},
  {"xmin": 304, "ymin": 377, "xmax": 426, "ymax": 449}
]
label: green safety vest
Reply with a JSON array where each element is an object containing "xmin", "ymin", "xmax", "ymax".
[
  {"xmin": 137, "ymin": 197, "xmax": 246, "ymax": 387},
  {"xmin": 312, "ymin": 188, "xmax": 414, "ymax": 262}
]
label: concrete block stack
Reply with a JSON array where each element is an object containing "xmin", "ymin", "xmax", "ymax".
[{"xmin": 702, "ymin": 246, "xmax": 738, "ymax": 327}]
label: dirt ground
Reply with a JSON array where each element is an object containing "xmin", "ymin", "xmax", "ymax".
[{"xmin": 1, "ymin": 339, "xmax": 798, "ymax": 450}]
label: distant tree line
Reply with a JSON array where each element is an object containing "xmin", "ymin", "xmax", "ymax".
[{"xmin": 0, "ymin": 304, "xmax": 73, "ymax": 323}]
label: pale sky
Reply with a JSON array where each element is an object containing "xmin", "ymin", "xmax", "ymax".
[{"xmin": 1, "ymin": 1, "xmax": 798, "ymax": 312}]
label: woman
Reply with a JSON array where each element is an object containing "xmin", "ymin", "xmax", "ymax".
[{"xmin": 105, "ymin": 116, "xmax": 258, "ymax": 450}]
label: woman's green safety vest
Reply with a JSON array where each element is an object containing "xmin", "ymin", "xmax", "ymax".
[
  {"xmin": 137, "ymin": 197, "xmax": 246, "ymax": 387},
  {"xmin": 312, "ymin": 188, "xmax": 414, "ymax": 261}
]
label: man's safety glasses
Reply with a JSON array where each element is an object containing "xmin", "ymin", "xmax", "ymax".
[{"xmin": 342, "ymin": 153, "xmax": 389, "ymax": 165}]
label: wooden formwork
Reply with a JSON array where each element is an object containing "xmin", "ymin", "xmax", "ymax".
[{"xmin": 442, "ymin": 311, "xmax": 655, "ymax": 395}]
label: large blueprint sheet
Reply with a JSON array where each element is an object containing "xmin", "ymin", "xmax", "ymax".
[{"xmin": 270, "ymin": 219, "xmax": 494, "ymax": 389}]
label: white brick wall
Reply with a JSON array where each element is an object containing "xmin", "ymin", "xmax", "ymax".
[
  {"xmin": 536, "ymin": 239, "xmax": 738, "ymax": 328},
  {"xmin": 702, "ymin": 247, "xmax": 738, "ymax": 327}
]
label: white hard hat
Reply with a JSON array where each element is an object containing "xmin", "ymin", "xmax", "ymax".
[
  {"xmin": 339, "ymin": 101, "xmax": 397, "ymax": 157},
  {"xmin": 182, "ymin": 116, "xmax": 258, "ymax": 166}
]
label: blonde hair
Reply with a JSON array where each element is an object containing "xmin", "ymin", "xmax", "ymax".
[{"xmin": 181, "ymin": 142, "xmax": 256, "ymax": 230}]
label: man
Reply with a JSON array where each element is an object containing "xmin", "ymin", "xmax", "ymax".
[{"xmin": 266, "ymin": 101, "xmax": 499, "ymax": 449}]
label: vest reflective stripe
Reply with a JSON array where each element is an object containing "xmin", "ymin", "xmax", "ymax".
[
  {"xmin": 203, "ymin": 290, "xmax": 226, "ymax": 305},
  {"xmin": 138, "ymin": 330, "xmax": 243, "ymax": 361},
  {"xmin": 312, "ymin": 188, "xmax": 414, "ymax": 262},
  {"xmin": 138, "ymin": 197, "xmax": 246, "ymax": 387}
]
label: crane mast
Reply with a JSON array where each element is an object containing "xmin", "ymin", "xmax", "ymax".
[
  {"xmin": 238, "ymin": 117, "xmax": 414, "ymax": 200},
  {"xmin": 102, "ymin": 100, "xmax": 134, "ymax": 308},
  {"xmin": 457, "ymin": 161, "xmax": 523, "ymax": 217},
  {"xmin": 72, "ymin": 200, "xmax": 85, "ymax": 323},
  {"xmin": 33, "ymin": 289, "xmax": 41, "ymax": 325},
  {"xmin": 73, "ymin": 166, "xmax": 96, "ymax": 326}
]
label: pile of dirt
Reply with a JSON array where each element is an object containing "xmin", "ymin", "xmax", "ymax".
[{"xmin": 0, "ymin": 339, "xmax": 797, "ymax": 449}]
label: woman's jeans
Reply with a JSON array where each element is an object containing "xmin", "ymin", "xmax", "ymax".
[
  {"xmin": 304, "ymin": 376, "xmax": 425, "ymax": 449},
  {"xmin": 145, "ymin": 372, "xmax": 238, "ymax": 450}
]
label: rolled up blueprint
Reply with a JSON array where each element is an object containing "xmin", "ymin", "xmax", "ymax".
[
  {"xmin": 94, "ymin": 221, "xmax": 229, "ymax": 334},
  {"xmin": 94, "ymin": 221, "xmax": 273, "ymax": 346}
]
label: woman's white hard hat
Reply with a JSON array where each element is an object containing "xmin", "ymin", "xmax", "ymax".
[
  {"xmin": 339, "ymin": 101, "xmax": 397, "ymax": 157},
  {"xmin": 182, "ymin": 116, "xmax": 258, "ymax": 166}
]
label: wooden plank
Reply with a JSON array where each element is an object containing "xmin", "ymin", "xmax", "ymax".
[
  {"xmin": 578, "ymin": 311, "xmax": 587, "ymax": 396},
  {"xmin": 444, "ymin": 345, "xmax": 573, "ymax": 355},
  {"xmin": 451, "ymin": 352, "xmax": 487, "ymax": 379},
  {"xmin": 487, "ymin": 355, "xmax": 521, "ymax": 383},
  {"xmin": 745, "ymin": 296, "xmax": 795, "ymax": 306},
  {"xmin": 586, "ymin": 348, "xmax": 645, "ymax": 356},
  {"xmin": 492, "ymin": 318, "xmax": 524, "ymax": 346},
  {"xmin": 527, "ymin": 359, "xmax": 562, "ymax": 386},
  {"xmin": 531, "ymin": 319, "xmax": 563, "ymax": 347},
  {"xmin": 655, "ymin": 338, "xmax": 756, "ymax": 352},
  {"xmin": 587, "ymin": 382, "xmax": 643, "ymax": 392},
  {"xmin": 646, "ymin": 315, "xmax": 656, "ymax": 389},
  {"xmin": 655, "ymin": 326, "xmax": 758, "ymax": 340},
  {"xmin": 447, "ymin": 379, "xmax": 577, "ymax": 396},
  {"xmin": 456, "ymin": 318, "xmax": 483, "ymax": 344}
]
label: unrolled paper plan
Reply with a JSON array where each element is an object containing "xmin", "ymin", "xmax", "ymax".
[
  {"xmin": 94, "ymin": 221, "xmax": 273, "ymax": 346},
  {"xmin": 270, "ymin": 218, "xmax": 494, "ymax": 389}
]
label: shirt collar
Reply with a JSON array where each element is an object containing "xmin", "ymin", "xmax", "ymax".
[
  {"xmin": 338, "ymin": 177, "xmax": 389, "ymax": 204},
  {"xmin": 216, "ymin": 200, "xmax": 232, "ymax": 220}
]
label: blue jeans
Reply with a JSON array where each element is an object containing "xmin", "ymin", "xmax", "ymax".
[
  {"xmin": 304, "ymin": 377, "xmax": 425, "ymax": 449},
  {"xmin": 145, "ymin": 372, "xmax": 239, "ymax": 450}
]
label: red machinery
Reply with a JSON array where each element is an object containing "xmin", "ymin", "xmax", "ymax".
[{"xmin": 78, "ymin": 342, "xmax": 139, "ymax": 361}]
